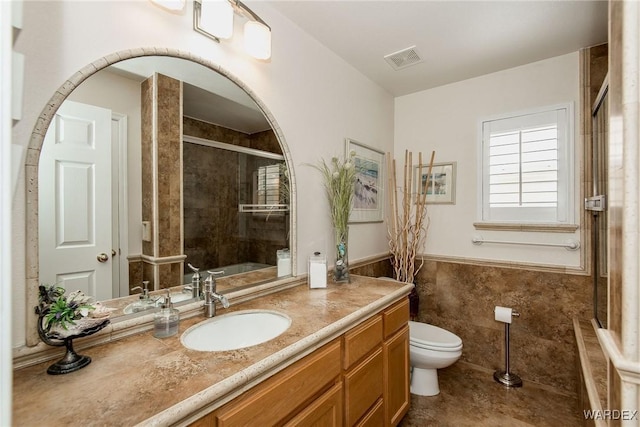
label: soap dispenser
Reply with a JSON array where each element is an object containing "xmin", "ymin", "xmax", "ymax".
[{"xmin": 153, "ymin": 290, "xmax": 180, "ymax": 338}]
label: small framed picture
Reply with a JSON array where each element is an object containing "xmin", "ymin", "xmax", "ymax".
[
  {"xmin": 346, "ymin": 138, "xmax": 385, "ymax": 223},
  {"xmin": 415, "ymin": 162, "xmax": 456, "ymax": 204}
]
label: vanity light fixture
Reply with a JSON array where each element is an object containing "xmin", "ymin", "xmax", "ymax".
[
  {"xmin": 194, "ymin": 0, "xmax": 272, "ymax": 60},
  {"xmin": 243, "ymin": 20, "xmax": 271, "ymax": 60},
  {"xmin": 194, "ymin": 0, "xmax": 234, "ymax": 40}
]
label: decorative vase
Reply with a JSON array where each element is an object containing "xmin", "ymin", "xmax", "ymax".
[
  {"xmin": 37, "ymin": 314, "xmax": 110, "ymax": 375},
  {"xmin": 334, "ymin": 226, "xmax": 350, "ymax": 283}
]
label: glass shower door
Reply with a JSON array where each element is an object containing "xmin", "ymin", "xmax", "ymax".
[{"xmin": 588, "ymin": 82, "xmax": 608, "ymax": 328}]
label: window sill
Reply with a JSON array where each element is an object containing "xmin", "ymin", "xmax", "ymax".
[{"xmin": 473, "ymin": 222, "xmax": 579, "ymax": 233}]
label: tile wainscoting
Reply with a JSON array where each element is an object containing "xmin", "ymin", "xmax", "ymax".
[{"xmin": 354, "ymin": 256, "xmax": 591, "ymax": 397}]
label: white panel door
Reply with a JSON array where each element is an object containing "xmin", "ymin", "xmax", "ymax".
[{"xmin": 39, "ymin": 100, "xmax": 113, "ymax": 301}]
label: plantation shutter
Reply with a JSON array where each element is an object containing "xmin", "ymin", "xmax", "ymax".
[
  {"xmin": 481, "ymin": 105, "xmax": 572, "ymax": 223},
  {"xmin": 257, "ymin": 164, "xmax": 281, "ymax": 205}
]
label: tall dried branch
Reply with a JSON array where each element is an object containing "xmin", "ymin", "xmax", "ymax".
[{"xmin": 387, "ymin": 150, "xmax": 435, "ymax": 283}]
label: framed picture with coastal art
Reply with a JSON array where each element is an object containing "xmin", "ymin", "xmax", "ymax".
[
  {"xmin": 345, "ymin": 138, "xmax": 385, "ymax": 223},
  {"xmin": 415, "ymin": 161, "xmax": 456, "ymax": 204}
]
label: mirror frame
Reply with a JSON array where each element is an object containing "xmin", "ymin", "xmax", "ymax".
[{"xmin": 24, "ymin": 47, "xmax": 297, "ymax": 347}]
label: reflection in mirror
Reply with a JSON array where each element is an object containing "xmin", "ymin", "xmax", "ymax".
[
  {"xmin": 182, "ymin": 135, "xmax": 290, "ymax": 285},
  {"xmin": 37, "ymin": 55, "xmax": 292, "ymax": 319}
]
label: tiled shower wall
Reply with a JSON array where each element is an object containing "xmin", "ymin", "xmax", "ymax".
[
  {"xmin": 355, "ymin": 257, "xmax": 591, "ymax": 396},
  {"xmin": 182, "ymin": 117, "xmax": 287, "ymax": 272},
  {"xmin": 183, "ymin": 142, "xmax": 240, "ymax": 271}
]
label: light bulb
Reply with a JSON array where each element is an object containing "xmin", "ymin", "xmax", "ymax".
[
  {"xmin": 149, "ymin": 0, "xmax": 186, "ymax": 12},
  {"xmin": 199, "ymin": 0, "xmax": 234, "ymax": 40},
  {"xmin": 244, "ymin": 21, "xmax": 271, "ymax": 60}
]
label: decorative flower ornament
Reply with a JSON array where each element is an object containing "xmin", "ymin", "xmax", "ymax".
[
  {"xmin": 35, "ymin": 285, "xmax": 111, "ymax": 375},
  {"xmin": 37, "ymin": 285, "xmax": 95, "ymax": 330}
]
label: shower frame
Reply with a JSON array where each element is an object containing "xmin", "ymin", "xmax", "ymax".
[{"xmin": 588, "ymin": 74, "xmax": 609, "ymax": 328}]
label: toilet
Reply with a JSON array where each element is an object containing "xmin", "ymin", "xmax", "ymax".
[
  {"xmin": 408, "ymin": 320, "xmax": 463, "ymax": 396},
  {"xmin": 376, "ymin": 277, "xmax": 463, "ymax": 396}
]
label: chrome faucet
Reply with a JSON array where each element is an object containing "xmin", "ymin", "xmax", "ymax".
[
  {"xmin": 185, "ymin": 263, "xmax": 202, "ymax": 299},
  {"xmin": 203, "ymin": 270, "xmax": 229, "ymax": 317}
]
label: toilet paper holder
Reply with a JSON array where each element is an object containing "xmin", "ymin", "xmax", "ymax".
[
  {"xmin": 494, "ymin": 307, "xmax": 523, "ymax": 388},
  {"xmin": 495, "ymin": 306, "xmax": 519, "ymax": 323}
]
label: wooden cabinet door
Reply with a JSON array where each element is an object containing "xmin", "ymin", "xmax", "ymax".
[
  {"xmin": 216, "ymin": 341, "xmax": 341, "ymax": 427},
  {"xmin": 355, "ymin": 398, "xmax": 383, "ymax": 427},
  {"xmin": 344, "ymin": 315, "xmax": 383, "ymax": 370},
  {"xmin": 383, "ymin": 325, "xmax": 410, "ymax": 426},
  {"xmin": 284, "ymin": 383, "xmax": 343, "ymax": 427},
  {"xmin": 344, "ymin": 348, "xmax": 384, "ymax": 426},
  {"xmin": 383, "ymin": 299, "xmax": 409, "ymax": 339}
]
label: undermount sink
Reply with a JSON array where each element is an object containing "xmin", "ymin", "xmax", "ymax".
[
  {"xmin": 180, "ymin": 310, "xmax": 292, "ymax": 352},
  {"xmin": 122, "ymin": 300, "xmax": 157, "ymax": 315},
  {"xmin": 168, "ymin": 291, "xmax": 193, "ymax": 303}
]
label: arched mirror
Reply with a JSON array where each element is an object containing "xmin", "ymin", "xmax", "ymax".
[{"xmin": 29, "ymin": 52, "xmax": 295, "ymax": 328}]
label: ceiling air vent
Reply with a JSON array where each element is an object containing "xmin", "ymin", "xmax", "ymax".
[{"xmin": 384, "ymin": 46, "xmax": 423, "ymax": 71}]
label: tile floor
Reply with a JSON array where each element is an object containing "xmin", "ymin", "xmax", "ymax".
[{"xmin": 399, "ymin": 362, "xmax": 581, "ymax": 427}]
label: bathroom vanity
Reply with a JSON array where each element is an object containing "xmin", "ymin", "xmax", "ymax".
[
  {"xmin": 193, "ymin": 292, "xmax": 410, "ymax": 427},
  {"xmin": 12, "ymin": 275, "xmax": 412, "ymax": 426}
]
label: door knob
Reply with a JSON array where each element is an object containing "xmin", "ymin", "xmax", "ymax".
[
  {"xmin": 111, "ymin": 249, "xmax": 117, "ymax": 257},
  {"xmin": 97, "ymin": 253, "xmax": 109, "ymax": 263}
]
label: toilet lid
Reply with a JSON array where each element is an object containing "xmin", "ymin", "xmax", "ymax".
[{"xmin": 409, "ymin": 321, "xmax": 462, "ymax": 349}]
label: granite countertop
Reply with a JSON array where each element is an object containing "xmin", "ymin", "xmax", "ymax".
[{"xmin": 13, "ymin": 275, "xmax": 412, "ymax": 426}]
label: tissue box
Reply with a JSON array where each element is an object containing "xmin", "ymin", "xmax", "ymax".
[
  {"xmin": 277, "ymin": 248, "xmax": 291, "ymax": 277},
  {"xmin": 308, "ymin": 252, "xmax": 327, "ymax": 288}
]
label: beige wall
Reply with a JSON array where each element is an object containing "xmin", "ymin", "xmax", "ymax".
[{"xmin": 395, "ymin": 52, "xmax": 582, "ymax": 269}]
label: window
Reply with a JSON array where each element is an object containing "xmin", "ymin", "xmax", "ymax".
[
  {"xmin": 479, "ymin": 104, "xmax": 574, "ymax": 224},
  {"xmin": 238, "ymin": 162, "xmax": 289, "ymax": 215},
  {"xmin": 256, "ymin": 163, "xmax": 282, "ymax": 205}
]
